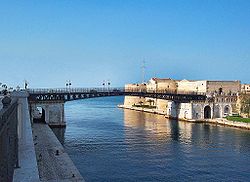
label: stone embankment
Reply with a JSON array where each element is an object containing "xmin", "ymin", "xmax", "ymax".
[
  {"xmin": 32, "ymin": 123, "xmax": 84, "ymax": 182},
  {"xmin": 118, "ymin": 105, "xmax": 250, "ymax": 130},
  {"xmin": 194, "ymin": 118, "xmax": 250, "ymax": 130},
  {"xmin": 118, "ymin": 105, "xmax": 166, "ymax": 115}
]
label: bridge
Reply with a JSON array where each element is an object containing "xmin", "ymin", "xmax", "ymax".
[
  {"xmin": 27, "ymin": 87, "xmax": 206, "ymax": 127},
  {"xmin": 28, "ymin": 87, "xmax": 206, "ymax": 102}
]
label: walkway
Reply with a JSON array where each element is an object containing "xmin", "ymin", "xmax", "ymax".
[{"xmin": 32, "ymin": 123, "xmax": 84, "ymax": 182}]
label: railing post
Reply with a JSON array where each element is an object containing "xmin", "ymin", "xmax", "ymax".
[
  {"xmin": 0, "ymin": 95, "xmax": 19, "ymax": 181},
  {"xmin": 2, "ymin": 95, "xmax": 11, "ymax": 108}
]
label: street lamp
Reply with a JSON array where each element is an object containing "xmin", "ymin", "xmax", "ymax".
[
  {"xmin": 102, "ymin": 80, "xmax": 105, "ymax": 91},
  {"xmin": 66, "ymin": 80, "xmax": 72, "ymax": 92},
  {"xmin": 24, "ymin": 80, "xmax": 29, "ymax": 89},
  {"xmin": 107, "ymin": 80, "xmax": 111, "ymax": 91}
]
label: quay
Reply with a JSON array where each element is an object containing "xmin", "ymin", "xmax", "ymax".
[
  {"xmin": 0, "ymin": 91, "xmax": 84, "ymax": 182},
  {"xmin": 118, "ymin": 105, "xmax": 250, "ymax": 130},
  {"xmin": 32, "ymin": 123, "xmax": 83, "ymax": 181}
]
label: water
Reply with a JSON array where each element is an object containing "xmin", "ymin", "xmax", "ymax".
[{"xmin": 59, "ymin": 96, "xmax": 250, "ymax": 181}]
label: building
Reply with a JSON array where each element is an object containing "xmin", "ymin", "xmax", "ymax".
[
  {"xmin": 123, "ymin": 77, "xmax": 243, "ymax": 120},
  {"xmin": 177, "ymin": 80, "xmax": 207, "ymax": 94},
  {"xmin": 241, "ymin": 84, "xmax": 250, "ymax": 94},
  {"xmin": 177, "ymin": 79, "xmax": 241, "ymax": 95},
  {"xmin": 147, "ymin": 78, "xmax": 177, "ymax": 93}
]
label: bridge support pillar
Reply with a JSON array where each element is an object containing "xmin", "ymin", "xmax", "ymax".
[{"xmin": 30, "ymin": 101, "xmax": 66, "ymax": 127}]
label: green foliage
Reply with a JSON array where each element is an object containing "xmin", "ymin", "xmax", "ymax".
[
  {"xmin": 226, "ymin": 116, "xmax": 250, "ymax": 123},
  {"xmin": 240, "ymin": 95, "xmax": 250, "ymax": 117}
]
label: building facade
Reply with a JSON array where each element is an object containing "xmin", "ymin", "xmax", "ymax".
[{"xmin": 123, "ymin": 78, "xmax": 243, "ymax": 120}]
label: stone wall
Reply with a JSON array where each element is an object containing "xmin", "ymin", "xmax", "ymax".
[
  {"xmin": 241, "ymin": 84, "xmax": 250, "ymax": 94},
  {"xmin": 147, "ymin": 78, "xmax": 177, "ymax": 93},
  {"xmin": 207, "ymin": 81, "xmax": 241, "ymax": 94},
  {"xmin": 123, "ymin": 96, "xmax": 235, "ymax": 120},
  {"xmin": 30, "ymin": 101, "xmax": 65, "ymax": 127},
  {"xmin": 178, "ymin": 103, "xmax": 193, "ymax": 119},
  {"xmin": 125, "ymin": 83, "xmax": 147, "ymax": 92},
  {"xmin": 124, "ymin": 96, "xmax": 146, "ymax": 106},
  {"xmin": 177, "ymin": 80, "xmax": 207, "ymax": 93}
]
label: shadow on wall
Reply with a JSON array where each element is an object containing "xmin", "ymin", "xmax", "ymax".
[
  {"xmin": 204, "ymin": 105, "xmax": 212, "ymax": 119},
  {"xmin": 33, "ymin": 107, "xmax": 46, "ymax": 123}
]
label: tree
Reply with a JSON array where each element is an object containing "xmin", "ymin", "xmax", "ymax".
[
  {"xmin": 138, "ymin": 101, "xmax": 143, "ymax": 106},
  {"xmin": 147, "ymin": 99, "xmax": 154, "ymax": 106},
  {"xmin": 240, "ymin": 94, "xmax": 250, "ymax": 118}
]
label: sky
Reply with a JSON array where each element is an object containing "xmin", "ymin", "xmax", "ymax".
[{"xmin": 0, "ymin": 0, "xmax": 250, "ymax": 88}]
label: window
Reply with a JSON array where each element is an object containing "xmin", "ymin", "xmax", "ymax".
[{"xmin": 219, "ymin": 88, "xmax": 223, "ymax": 94}]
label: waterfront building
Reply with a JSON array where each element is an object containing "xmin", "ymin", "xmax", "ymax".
[
  {"xmin": 147, "ymin": 78, "xmax": 177, "ymax": 93},
  {"xmin": 176, "ymin": 79, "xmax": 207, "ymax": 93},
  {"xmin": 241, "ymin": 84, "xmax": 250, "ymax": 94},
  {"xmin": 177, "ymin": 79, "xmax": 241, "ymax": 95},
  {"xmin": 123, "ymin": 78, "xmax": 243, "ymax": 120}
]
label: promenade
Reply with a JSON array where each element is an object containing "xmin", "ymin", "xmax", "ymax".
[{"xmin": 32, "ymin": 123, "xmax": 84, "ymax": 182}]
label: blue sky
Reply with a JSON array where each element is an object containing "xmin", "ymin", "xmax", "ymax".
[{"xmin": 0, "ymin": 0, "xmax": 249, "ymax": 88}]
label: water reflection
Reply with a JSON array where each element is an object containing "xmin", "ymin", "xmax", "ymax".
[
  {"xmin": 123, "ymin": 109, "xmax": 195, "ymax": 143},
  {"xmin": 60, "ymin": 97, "xmax": 250, "ymax": 181}
]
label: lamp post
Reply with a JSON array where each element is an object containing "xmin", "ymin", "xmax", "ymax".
[
  {"xmin": 66, "ymin": 80, "xmax": 72, "ymax": 93},
  {"xmin": 24, "ymin": 80, "xmax": 29, "ymax": 89},
  {"xmin": 102, "ymin": 80, "xmax": 105, "ymax": 91},
  {"xmin": 107, "ymin": 80, "xmax": 111, "ymax": 92}
]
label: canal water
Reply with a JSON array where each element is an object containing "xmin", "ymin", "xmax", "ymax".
[{"xmin": 55, "ymin": 96, "xmax": 250, "ymax": 181}]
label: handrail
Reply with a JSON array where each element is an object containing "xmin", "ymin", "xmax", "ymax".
[
  {"xmin": 0, "ymin": 98, "xmax": 18, "ymax": 182},
  {"xmin": 26, "ymin": 87, "xmax": 206, "ymax": 96}
]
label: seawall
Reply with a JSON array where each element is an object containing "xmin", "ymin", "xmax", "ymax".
[
  {"xmin": 118, "ymin": 104, "xmax": 166, "ymax": 115},
  {"xmin": 194, "ymin": 118, "xmax": 250, "ymax": 130},
  {"xmin": 32, "ymin": 123, "xmax": 84, "ymax": 181},
  {"xmin": 119, "ymin": 105, "xmax": 250, "ymax": 130},
  {"xmin": 10, "ymin": 91, "xmax": 84, "ymax": 181}
]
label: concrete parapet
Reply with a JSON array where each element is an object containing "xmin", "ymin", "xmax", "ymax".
[{"xmin": 13, "ymin": 92, "xmax": 40, "ymax": 182}]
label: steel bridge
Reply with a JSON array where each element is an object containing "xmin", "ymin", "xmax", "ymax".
[{"xmin": 28, "ymin": 87, "xmax": 206, "ymax": 103}]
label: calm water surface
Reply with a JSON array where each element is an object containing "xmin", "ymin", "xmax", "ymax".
[{"xmin": 59, "ymin": 96, "xmax": 250, "ymax": 181}]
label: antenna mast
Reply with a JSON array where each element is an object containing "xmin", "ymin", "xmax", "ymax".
[{"xmin": 141, "ymin": 59, "xmax": 146, "ymax": 83}]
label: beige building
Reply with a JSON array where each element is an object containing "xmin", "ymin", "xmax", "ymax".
[
  {"xmin": 177, "ymin": 79, "xmax": 241, "ymax": 95},
  {"xmin": 241, "ymin": 84, "xmax": 250, "ymax": 94},
  {"xmin": 147, "ymin": 78, "xmax": 177, "ymax": 93},
  {"xmin": 207, "ymin": 81, "xmax": 241, "ymax": 95},
  {"xmin": 177, "ymin": 80, "xmax": 207, "ymax": 93},
  {"xmin": 125, "ymin": 83, "xmax": 147, "ymax": 92},
  {"xmin": 122, "ymin": 77, "xmax": 244, "ymax": 120}
]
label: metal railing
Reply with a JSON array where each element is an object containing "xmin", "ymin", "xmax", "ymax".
[
  {"xmin": 0, "ymin": 98, "xmax": 18, "ymax": 182},
  {"xmin": 27, "ymin": 87, "xmax": 206, "ymax": 96},
  {"xmin": 27, "ymin": 87, "xmax": 125, "ymax": 94}
]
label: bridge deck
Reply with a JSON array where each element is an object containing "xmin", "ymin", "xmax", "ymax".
[{"xmin": 27, "ymin": 88, "xmax": 206, "ymax": 102}]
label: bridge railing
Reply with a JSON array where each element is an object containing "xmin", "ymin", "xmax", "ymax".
[
  {"xmin": 27, "ymin": 87, "xmax": 206, "ymax": 96},
  {"xmin": 0, "ymin": 97, "xmax": 18, "ymax": 182},
  {"xmin": 27, "ymin": 87, "xmax": 125, "ymax": 94},
  {"xmin": 125, "ymin": 88, "xmax": 206, "ymax": 95}
]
